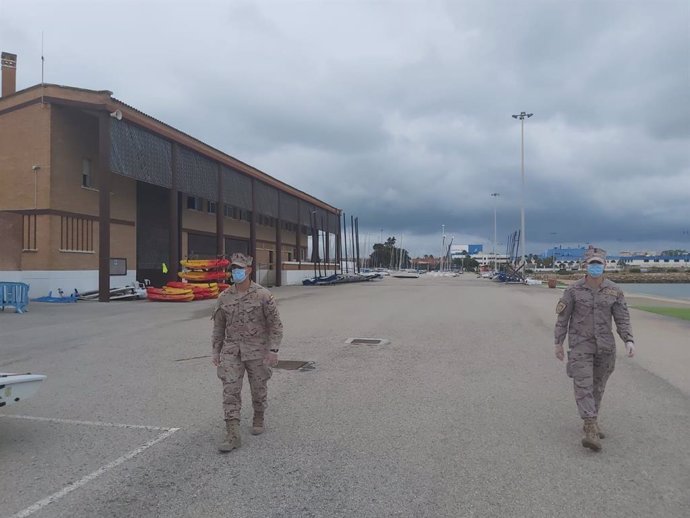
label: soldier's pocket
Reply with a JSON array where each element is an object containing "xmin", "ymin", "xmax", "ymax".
[{"xmin": 566, "ymin": 351, "xmax": 591, "ymax": 380}]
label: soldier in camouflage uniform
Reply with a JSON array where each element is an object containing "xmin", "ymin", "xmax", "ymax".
[
  {"xmin": 211, "ymin": 253, "xmax": 283, "ymax": 452},
  {"xmin": 554, "ymin": 246, "xmax": 635, "ymax": 451}
]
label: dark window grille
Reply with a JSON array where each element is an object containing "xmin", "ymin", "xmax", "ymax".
[
  {"xmin": 60, "ymin": 216, "xmax": 94, "ymax": 252},
  {"xmin": 22, "ymin": 214, "xmax": 38, "ymax": 250}
]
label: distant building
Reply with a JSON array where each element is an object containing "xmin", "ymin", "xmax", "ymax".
[{"xmin": 541, "ymin": 246, "xmax": 689, "ymax": 270}]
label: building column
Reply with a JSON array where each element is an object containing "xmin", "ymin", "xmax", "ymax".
[
  {"xmin": 275, "ymin": 192, "xmax": 282, "ymax": 287},
  {"xmin": 169, "ymin": 143, "xmax": 180, "ymax": 282},
  {"xmin": 250, "ymin": 178, "xmax": 257, "ymax": 281},
  {"xmin": 216, "ymin": 164, "xmax": 224, "ymax": 256},
  {"xmin": 98, "ymin": 113, "xmax": 111, "ymax": 302},
  {"xmin": 296, "ymin": 199, "xmax": 302, "ymax": 268}
]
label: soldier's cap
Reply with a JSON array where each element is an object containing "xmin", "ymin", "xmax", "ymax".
[
  {"xmin": 583, "ymin": 246, "xmax": 606, "ymax": 264},
  {"xmin": 230, "ymin": 253, "xmax": 253, "ymax": 268}
]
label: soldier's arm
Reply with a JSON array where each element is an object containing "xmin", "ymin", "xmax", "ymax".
[
  {"xmin": 554, "ymin": 288, "xmax": 575, "ymax": 345},
  {"xmin": 262, "ymin": 293, "xmax": 284, "ymax": 351},
  {"xmin": 211, "ymin": 299, "xmax": 226, "ymax": 355},
  {"xmin": 612, "ymin": 290, "xmax": 634, "ymax": 343}
]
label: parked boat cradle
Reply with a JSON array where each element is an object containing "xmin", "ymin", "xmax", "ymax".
[{"xmin": 76, "ymin": 282, "xmax": 148, "ymax": 301}]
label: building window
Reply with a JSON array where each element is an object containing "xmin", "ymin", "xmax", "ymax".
[
  {"xmin": 60, "ymin": 216, "xmax": 94, "ymax": 252},
  {"xmin": 187, "ymin": 196, "xmax": 201, "ymax": 211},
  {"xmin": 288, "ymin": 251, "xmax": 293, "ymax": 261},
  {"xmin": 207, "ymin": 201, "xmax": 217, "ymax": 214},
  {"xmin": 82, "ymin": 158, "xmax": 93, "ymax": 188},
  {"xmin": 22, "ymin": 214, "xmax": 37, "ymax": 251},
  {"xmin": 223, "ymin": 204, "xmax": 238, "ymax": 219}
]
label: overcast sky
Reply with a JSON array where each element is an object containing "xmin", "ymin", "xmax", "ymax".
[{"xmin": 2, "ymin": 0, "xmax": 689, "ymax": 257}]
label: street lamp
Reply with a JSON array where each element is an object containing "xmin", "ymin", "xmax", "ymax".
[
  {"xmin": 512, "ymin": 111, "xmax": 533, "ymax": 275},
  {"xmin": 441, "ymin": 224, "xmax": 446, "ymax": 272},
  {"xmin": 550, "ymin": 232, "xmax": 557, "ymax": 271},
  {"xmin": 491, "ymin": 193, "xmax": 500, "ymax": 273}
]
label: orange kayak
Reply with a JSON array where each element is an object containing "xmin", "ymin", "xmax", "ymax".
[
  {"xmin": 179, "ymin": 271, "xmax": 230, "ymax": 281},
  {"xmin": 180, "ymin": 258, "xmax": 230, "ymax": 270}
]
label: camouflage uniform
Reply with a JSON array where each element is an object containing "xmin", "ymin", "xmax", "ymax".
[
  {"xmin": 212, "ymin": 275, "xmax": 283, "ymax": 422},
  {"xmin": 554, "ymin": 250, "xmax": 633, "ymax": 420}
]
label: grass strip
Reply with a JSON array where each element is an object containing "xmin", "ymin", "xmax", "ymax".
[{"xmin": 632, "ymin": 306, "xmax": 690, "ymax": 321}]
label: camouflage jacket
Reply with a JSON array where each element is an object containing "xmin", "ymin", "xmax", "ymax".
[
  {"xmin": 211, "ymin": 282, "xmax": 283, "ymax": 361},
  {"xmin": 554, "ymin": 278, "xmax": 634, "ymax": 353}
]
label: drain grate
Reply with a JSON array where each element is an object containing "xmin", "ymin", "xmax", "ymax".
[
  {"xmin": 345, "ymin": 338, "xmax": 390, "ymax": 346},
  {"xmin": 275, "ymin": 360, "xmax": 315, "ymax": 371}
]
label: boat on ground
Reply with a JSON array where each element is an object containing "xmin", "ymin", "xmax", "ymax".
[
  {"xmin": 0, "ymin": 373, "xmax": 47, "ymax": 407},
  {"xmin": 392, "ymin": 269, "xmax": 420, "ymax": 279},
  {"xmin": 302, "ymin": 272, "xmax": 382, "ymax": 286}
]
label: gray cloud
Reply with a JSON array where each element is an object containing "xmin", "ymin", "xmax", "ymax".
[{"xmin": 3, "ymin": 0, "xmax": 688, "ymax": 256}]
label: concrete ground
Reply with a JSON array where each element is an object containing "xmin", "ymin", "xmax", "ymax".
[{"xmin": 1, "ymin": 276, "xmax": 688, "ymax": 518}]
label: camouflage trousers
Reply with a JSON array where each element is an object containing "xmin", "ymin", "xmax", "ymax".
[
  {"xmin": 566, "ymin": 350, "xmax": 616, "ymax": 419},
  {"xmin": 217, "ymin": 354, "xmax": 273, "ymax": 421}
]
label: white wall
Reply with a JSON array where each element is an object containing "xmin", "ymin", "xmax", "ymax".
[
  {"xmin": 0, "ymin": 270, "xmax": 137, "ymax": 297},
  {"xmin": 282, "ymin": 269, "xmax": 319, "ymax": 286}
]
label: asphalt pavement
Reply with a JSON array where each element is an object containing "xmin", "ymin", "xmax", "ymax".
[{"xmin": 1, "ymin": 275, "xmax": 688, "ymax": 517}]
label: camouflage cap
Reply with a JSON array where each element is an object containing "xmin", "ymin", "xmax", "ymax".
[
  {"xmin": 230, "ymin": 253, "xmax": 253, "ymax": 268},
  {"xmin": 583, "ymin": 246, "xmax": 606, "ymax": 264}
]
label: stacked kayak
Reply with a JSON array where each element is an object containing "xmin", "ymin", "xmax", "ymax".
[
  {"xmin": 166, "ymin": 281, "xmax": 219, "ymax": 300},
  {"xmin": 179, "ymin": 258, "xmax": 230, "ymax": 282},
  {"xmin": 146, "ymin": 286, "xmax": 195, "ymax": 302}
]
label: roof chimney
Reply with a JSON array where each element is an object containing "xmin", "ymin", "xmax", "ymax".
[{"xmin": 1, "ymin": 52, "xmax": 17, "ymax": 97}]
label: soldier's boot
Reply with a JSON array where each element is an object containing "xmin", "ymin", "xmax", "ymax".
[
  {"xmin": 251, "ymin": 412, "xmax": 264, "ymax": 435},
  {"xmin": 582, "ymin": 421, "xmax": 606, "ymax": 439},
  {"xmin": 581, "ymin": 418, "xmax": 602, "ymax": 451},
  {"xmin": 218, "ymin": 419, "xmax": 241, "ymax": 452}
]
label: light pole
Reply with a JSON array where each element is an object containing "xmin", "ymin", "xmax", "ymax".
[
  {"xmin": 512, "ymin": 111, "xmax": 533, "ymax": 275},
  {"xmin": 550, "ymin": 232, "xmax": 557, "ymax": 271},
  {"xmin": 441, "ymin": 224, "xmax": 446, "ymax": 272},
  {"xmin": 491, "ymin": 193, "xmax": 500, "ymax": 272}
]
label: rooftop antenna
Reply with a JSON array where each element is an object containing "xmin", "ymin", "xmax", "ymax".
[{"xmin": 41, "ymin": 31, "xmax": 45, "ymax": 104}]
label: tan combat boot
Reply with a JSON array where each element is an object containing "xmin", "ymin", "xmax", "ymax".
[
  {"xmin": 252, "ymin": 412, "xmax": 264, "ymax": 435},
  {"xmin": 582, "ymin": 418, "xmax": 602, "ymax": 451},
  {"xmin": 218, "ymin": 419, "xmax": 241, "ymax": 452},
  {"xmin": 582, "ymin": 421, "xmax": 606, "ymax": 439}
]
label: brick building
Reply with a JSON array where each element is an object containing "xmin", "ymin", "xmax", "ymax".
[{"xmin": 0, "ymin": 52, "xmax": 341, "ymax": 299}]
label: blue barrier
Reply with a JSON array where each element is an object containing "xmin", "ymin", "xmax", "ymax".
[{"xmin": 0, "ymin": 282, "xmax": 30, "ymax": 314}]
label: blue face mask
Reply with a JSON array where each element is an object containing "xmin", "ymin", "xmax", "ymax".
[
  {"xmin": 232, "ymin": 268, "xmax": 247, "ymax": 283},
  {"xmin": 587, "ymin": 263, "xmax": 605, "ymax": 277}
]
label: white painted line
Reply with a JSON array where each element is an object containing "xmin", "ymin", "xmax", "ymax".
[
  {"xmin": 0, "ymin": 414, "xmax": 171, "ymax": 431},
  {"xmin": 7, "ymin": 427, "xmax": 179, "ymax": 518}
]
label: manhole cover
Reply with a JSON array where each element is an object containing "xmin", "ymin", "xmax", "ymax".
[
  {"xmin": 345, "ymin": 338, "xmax": 390, "ymax": 346},
  {"xmin": 275, "ymin": 360, "xmax": 315, "ymax": 371}
]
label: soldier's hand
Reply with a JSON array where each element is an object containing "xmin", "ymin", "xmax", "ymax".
[
  {"xmin": 212, "ymin": 353, "xmax": 221, "ymax": 367},
  {"xmin": 554, "ymin": 344, "xmax": 565, "ymax": 361},
  {"xmin": 263, "ymin": 351, "xmax": 279, "ymax": 367},
  {"xmin": 625, "ymin": 342, "xmax": 635, "ymax": 358}
]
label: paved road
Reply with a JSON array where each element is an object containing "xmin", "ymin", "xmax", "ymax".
[{"xmin": 1, "ymin": 276, "xmax": 688, "ymax": 517}]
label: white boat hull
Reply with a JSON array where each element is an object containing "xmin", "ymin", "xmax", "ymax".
[{"xmin": 0, "ymin": 373, "xmax": 47, "ymax": 407}]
